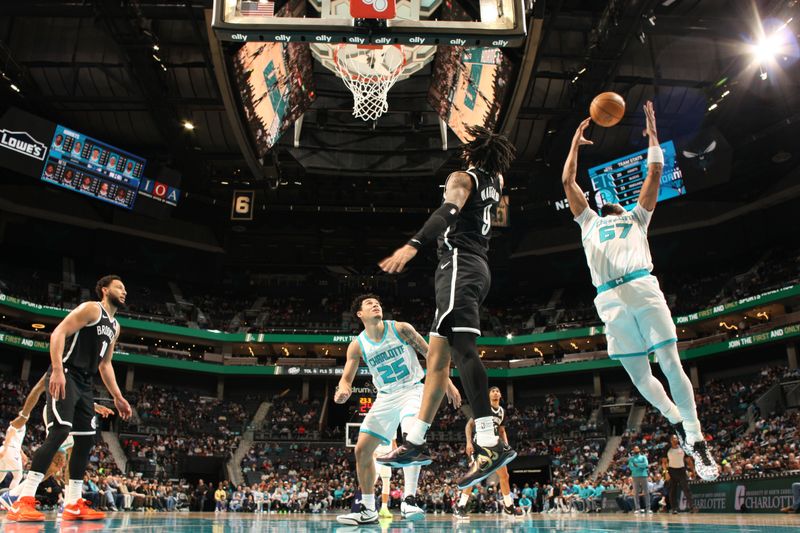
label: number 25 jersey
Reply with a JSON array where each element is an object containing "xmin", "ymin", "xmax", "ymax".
[{"xmin": 357, "ymin": 321, "xmax": 424, "ymax": 395}]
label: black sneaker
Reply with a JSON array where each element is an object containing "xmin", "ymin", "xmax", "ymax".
[
  {"xmin": 336, "ymin": 505, "xmax": 379, "ymax": 525},
  {"xmin": 672, "ymin": 423, "xmax": 691, "ymax": 454},
  {"xmin": 453, "ymin": 505, "xmax": 470, "ymax": 520},
  {"xmin": 503, "ymin": 504, "xmax": 523, "ymax": 516},
  {"xmin": 456, "ymin": 441, "xmax": 517, "ymax": 490},
  {"xmin": 376, "ymin": 438, "xmax": 432, "ymax": 467}
]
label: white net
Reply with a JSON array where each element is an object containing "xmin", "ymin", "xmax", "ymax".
[{"xmin": 334, "ymin": 45, "xmax": 406, "ymax": 121}]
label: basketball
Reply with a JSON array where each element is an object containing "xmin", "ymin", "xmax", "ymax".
[{"xmin": 590, "ymin": 92, "xmax": 626, "ymax": 127}]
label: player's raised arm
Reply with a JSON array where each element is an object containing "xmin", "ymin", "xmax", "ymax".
[
  {"xmin": 378, "ymin": 172, "xmax": 473, "ymax": 274},
  {"xmin": 637, "ymin": 100, "xmax": 663, "ymax": 212},
  {"xmin": 334, "ymin": 340, "xmax": 362, "ymax": 404},
  {"xmin": 49, "ymin": 302, "xmax": 102, "ymax": 400},
  {"xmin": 561, "ymin": 118, "xmax": 593, "ymax": 218}
]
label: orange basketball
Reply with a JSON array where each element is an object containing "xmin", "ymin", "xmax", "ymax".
[{"xmin": 590, "ymin": 92, "xmax": 626, "ymax": 127}]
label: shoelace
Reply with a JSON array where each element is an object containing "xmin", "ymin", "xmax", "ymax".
[{"xmin": 694, "ymin": 442, "xmax": 713, "ymax": 465}]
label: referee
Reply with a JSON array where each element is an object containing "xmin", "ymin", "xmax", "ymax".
[{"xmin": 661, "ymin": 434, "xmax": 697, "ymax": 514}]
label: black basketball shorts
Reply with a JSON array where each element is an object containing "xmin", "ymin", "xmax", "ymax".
[
  {"xmin": 44, "ymin": 368, "xmax": 97, "ymax": 436},
  {"xmin": 430, "ymin": 248, "xmax": 491, "ymax": 339}
]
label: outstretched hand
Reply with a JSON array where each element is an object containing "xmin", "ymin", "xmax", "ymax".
[
  {"xmin": 572, "ymin": 118, "xmax": 594, "ymax": 147},
  {"xmin": 643, "ymin": 100, "xmax": 657, "ymax": 139},
  {"xmin": 379, "ymin": 244, "xmax": 418, "ymax": 274}
]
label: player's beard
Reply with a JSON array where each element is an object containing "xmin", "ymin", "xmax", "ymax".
[{"xmin": 109, "ymin": 294, "xmax": 126, "ymax": 309}]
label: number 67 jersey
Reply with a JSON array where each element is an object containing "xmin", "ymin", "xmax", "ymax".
[
  {"xmin": 357, "ymin": 321, "xmax": 424, "ymax": 395},
  {"xmin": 575, "ymin": 203, "xmax": 654, "ymax": 288}
]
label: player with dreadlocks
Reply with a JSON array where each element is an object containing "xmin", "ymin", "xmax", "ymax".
[{"xmin": 378, "ymin": 126, "xmax": 518, "ymax": 489}]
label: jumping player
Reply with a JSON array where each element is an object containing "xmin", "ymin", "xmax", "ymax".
[
  {"xmin": 335, "ymin": 294, "xmax": 461, "ymax": 525},
  {"xmin": 453, "ymin": 387, "xmax": 522, "ymax": 519},
  {"xmin": 0, "ymin": 373, "xmax": 114, "ymax": 511},
  {"xmin": 7, "ymin": 275, "xmax": 132, "ymax": 522},
  {"xmin": 560, "ymin": 101, "xmax": 718, "ymax": 480},
  {"xmin": 378, "ymin": 126, "xmax": 518, "ymax": 489}
]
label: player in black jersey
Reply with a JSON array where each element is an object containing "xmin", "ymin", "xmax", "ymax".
[
  {"xmin": 8, "ymin": 275, "xmax": 132, "ymax": 523},
  {"xmin": 454, "ymin": 387, "xmax": 522, "ymax": 519},
  {"xmin": 378, "ymin": 126, "xmax": 517, "ymax": 489}
]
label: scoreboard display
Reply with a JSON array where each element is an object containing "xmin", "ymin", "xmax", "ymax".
[
  {"xmin": 349, "ymin": 384, "xmax": 377, "ymax": 421},
  {"xmin": 588, "ymin": 140, "xmax": 685, "ymax": 213},
  {"xmin": 40, "ymin": 125, "xmax": 146, "ymax": 210}
]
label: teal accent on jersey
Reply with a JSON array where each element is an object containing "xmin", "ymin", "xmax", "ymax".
[
  {"xmin": 361, "ymin": 321, "xmax": 388, "ymax": 347},
  {"xmin": 358, "ymin": 321, "xmax": 424, "ymax": 394},
  {"xmin": 595, "ymin": 268, "xmax": 650, "ymax": 294},
  {"xmin": 389, "ymin": 321, "xmax": 408, "ymax": 345}
]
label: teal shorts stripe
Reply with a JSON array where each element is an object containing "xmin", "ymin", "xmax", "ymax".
[
  {"xmin": 359, "ymin": 428, "xmax": 391, "ymax": 445},
  {"xmin": 647, "ymin": 338, "xmax": 677, "ymax": 353},
  {"xmin": 609, "ymin": 337, "xmax": 678, "ymax": 359}
]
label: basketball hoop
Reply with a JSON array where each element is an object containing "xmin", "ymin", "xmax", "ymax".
[{"xmin": 333, "ymin": 44, "xmax": 407, "ymax": 121}]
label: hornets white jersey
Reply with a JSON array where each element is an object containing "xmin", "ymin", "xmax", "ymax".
[
  {"xmin": 575, "ymin": 204, "xmax": 654, "ymax": 288},
  {"xmin": 2, "ymin": 424, "xmax": 25, "ymax": 454},
  {"xmin": 357, "ymin": 321, "xmax": 424, "ymax": 395}
]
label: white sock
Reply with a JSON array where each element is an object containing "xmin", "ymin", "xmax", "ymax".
[
  {"xmin": 402, "ymin": 465, "xmax": 420, "ymax": 499},
  {"xmin": 10, "ymin": 479, "xmax": 26, "ymax": 497},
  {"xmin": 361, "ymin": 493, "xmax": 376, "ymax": 511},
  {"xmin": 405, "ymin": 418, "xmax": 430, "ymax": 446},
  {"xmin": 381, "ymin": 499, "xmax": 389, "ymax": 510},
  {"xmin": 503, "ymin": 494, "xmax": 513, "ymax": 507},
  {"xmin": 19, "ymin": 471, "xmax": 45, "ymax": 499},
  {"xmin": 474, "ymin": 417, "xmax": 499, "ymax": 447},
  {"xmin": 458, "ymin": 493, "xmax": 470, "ymax": 507},
  {"xmin": 66, "ymin": 479, "xmax": 83, "ymax": 505}
]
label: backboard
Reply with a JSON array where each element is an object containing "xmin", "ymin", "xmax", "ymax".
[{"xmin": 212, "ymin": 0, "xmax": 526, "ymax": 47}]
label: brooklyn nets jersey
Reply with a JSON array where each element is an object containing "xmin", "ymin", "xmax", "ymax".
[
  {"xmin": 62, "ymin": 302, "xmax": 118, "ymax": 375},
  {"xmin": 575, "ymin": 204, "xmax": 654, "ymax": 288},
  {"xmin": 356, "ymin": 321, "xmax": 424, "ymax": 395},
  {"xmin": 437, "ymin": 167, "xmax": 502, "ymax": 260},
  {"xmin": 470, "ymin": 405, "xmax": 505, "ymax": 443}
]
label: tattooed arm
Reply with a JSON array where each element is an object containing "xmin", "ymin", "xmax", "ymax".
[{"xmin": 395, "ymin": 321, "xmax": 462, "ymax": 407}]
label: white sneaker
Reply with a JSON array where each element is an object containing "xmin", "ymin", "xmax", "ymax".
[
  {"xmin": 688, "ymin": 439, "xmax": 720, "ymax": 481},
  {"xmin": 337, "ymin": 506, "xmax": 379, "ymax": 525},
  {"xmin": 401, "ymin": 496, "xmax": 425, "ymax": 521}
]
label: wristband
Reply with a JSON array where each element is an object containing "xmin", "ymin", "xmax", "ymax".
[
  {"xmin": 647, "ymin": 146, "xmax": 664, "ymax": 165},
  {"xmin": 18, "ymin": 411, "xmax": 29, "ymax": 420}
]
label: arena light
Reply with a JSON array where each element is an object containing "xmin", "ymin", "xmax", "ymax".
[
  {"xmin": 182, "ymin": 120, "xmax": 195, "ymax": 131},
  {"xmin": 751, "ymin": 34, "xmax": 781, "ymax": 63},
  {"xmin": 31, "ymin": 323, "xmax": 45, "ymax": 330},
  {"xmin": 9, "ymin": 83, "xmax": 20, "ymax": 93},
  {"xmin": 505, "ymin": 333, "xmax": 513, "ymax": 340}
]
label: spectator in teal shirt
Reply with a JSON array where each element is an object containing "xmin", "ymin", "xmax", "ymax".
[
  {"xmin": 628, "ymin": 446, "xmax": 651, "ymax": 513},
  {"xmin": 519, "ymin": 495, "xmax": 533, "ymax": 514}
]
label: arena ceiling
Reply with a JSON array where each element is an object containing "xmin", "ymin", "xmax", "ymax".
[{"xmin": 0, "ymin": 0, "xmax": 798, "ymax": 267}]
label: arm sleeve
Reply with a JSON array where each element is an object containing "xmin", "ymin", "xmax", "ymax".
[{"xmin": 632, "ymin": 203, "xmax": 654, "ymax": 230}]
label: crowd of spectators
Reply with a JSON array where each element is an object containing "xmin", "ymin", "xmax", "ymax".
[
  {"xmin": 602, "ymin": 366, "xmax": 800, "ymax": 488},
  {"xmin": 119, "ymin": 384, "xmax": 252, "ymax": 478},
  {"xmin": 2, "ymin": 245, "xmax": 797, "ymax": 336}
]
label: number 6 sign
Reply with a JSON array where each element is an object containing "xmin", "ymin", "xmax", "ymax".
[{"xmin": 231, "ymin": 190, "xmax": 254, "ymax": 221}]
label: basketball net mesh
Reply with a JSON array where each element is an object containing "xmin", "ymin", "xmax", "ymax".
[{"xmin": 334, "ymin": 45, "xmax": 406, "ymax": 121}]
